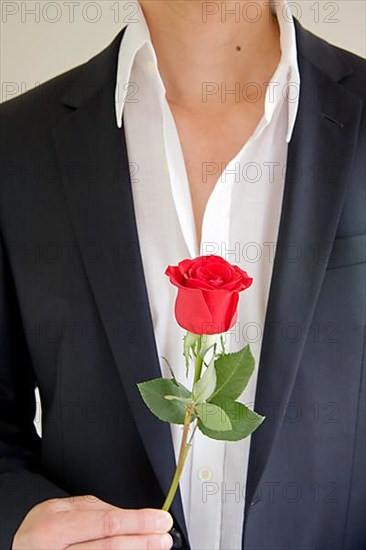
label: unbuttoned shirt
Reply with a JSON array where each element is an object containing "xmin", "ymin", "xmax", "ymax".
[{"xmin": 115, "ymin": 1, "xmax": 300, "ymax": 548}]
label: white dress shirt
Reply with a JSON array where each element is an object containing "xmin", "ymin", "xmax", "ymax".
[{"xmin": 115, "ymin": 2, "xmax": 300, "ymax": 548}]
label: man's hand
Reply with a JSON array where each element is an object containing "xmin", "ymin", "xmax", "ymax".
[{"xmin": 12, "ymin": 495, "xmax": 174, "ymax": 550}]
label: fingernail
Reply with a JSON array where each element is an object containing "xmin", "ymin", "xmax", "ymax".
[
  {"xmin": 156, "ymin": 511, "xmax": 173, "ymax": 531},
  {"xmin": 160, "ymin": 533, "xmax": 173, "ymax": 549}
]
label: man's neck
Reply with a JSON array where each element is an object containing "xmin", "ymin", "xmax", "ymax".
[{"xmin": 138, "ymin": 0, "xmax": 281, "ymax": 111}]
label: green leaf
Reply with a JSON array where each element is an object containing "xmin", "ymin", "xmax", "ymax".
[
  {"xmin": 198, "ymin": 398, "xmax": 265, "ymax": 441},
  {"xmin": 195, "ymin": 402, "xmax": 232, "ymax": 432},
  {"xmin": 210, "ymin": 344, "xmax": 255, "ymax": 401},
  {"xmin": 193, "ymin": 358, "xmax": 217, "ymax": 403},
  {"xmin": 183, "ymin": 332, "xmax": 201, "ymax": 376},
  {"xmin": 137, "ymin": 378, "xmax": 192, "ymax": 424},
  {"xmin": 164, "ymin": 395, "xmax": 191, "ymax": 404}
]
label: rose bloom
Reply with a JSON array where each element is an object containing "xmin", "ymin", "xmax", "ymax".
[{"xmin": 165, "ymin": 255, "xmax": 253, "ymax": 335}]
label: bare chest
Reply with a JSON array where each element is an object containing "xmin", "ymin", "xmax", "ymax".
[{"xmin": 169, "ymin": 101, "xmax": 265, "ymax": 244}]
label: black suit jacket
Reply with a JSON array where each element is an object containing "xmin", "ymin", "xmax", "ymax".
[{"xmin": 0, "ymin": 19, "xmax": 365, "ymax": 550}]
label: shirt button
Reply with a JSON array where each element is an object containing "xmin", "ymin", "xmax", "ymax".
[
  {"xmin": 198, "ymin": 467, "xmax": 213, "ymax": 481},
  {"xmin": 147, "ymin": 61, "xmax": 155, "ymax": 74},
  {"xmin": 287, "ymin": 68, "xmax": 292, "ymax": 81}
]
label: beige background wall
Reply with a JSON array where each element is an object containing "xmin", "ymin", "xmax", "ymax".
[{"xmin": 1, "ymin": 0, "xmax": 365, "ymax": 104}]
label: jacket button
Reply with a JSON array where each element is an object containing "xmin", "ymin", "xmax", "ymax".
[{"xmin": 169, "ymin": 527, "xmax": 183, "ymax": 548}]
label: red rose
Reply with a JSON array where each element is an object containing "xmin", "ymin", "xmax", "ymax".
[{"xmin": 165, "ymin": 255, "xmax": 253, "ymax": 335}]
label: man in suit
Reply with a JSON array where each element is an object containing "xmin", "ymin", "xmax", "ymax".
[{"xmin": 0, "ymin": 0, "xmax": 365, "ymax": 549}]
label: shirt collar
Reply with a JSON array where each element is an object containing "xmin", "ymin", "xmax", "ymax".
[
  {"xmin": 115, "ymin": 0, "xmax": 300, "ymax": 143},
  {"xmin": 273, "ymin": 0, "xmax": 301, "ymax": 142}
]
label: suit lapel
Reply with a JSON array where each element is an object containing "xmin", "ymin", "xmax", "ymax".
[
  {"xmin": 245, "ymin": 20, "xmax": 363, "ymax": 509},
  {"xmin": 52, "ymin": 30, "xmax": 188, "ymax": 541}
]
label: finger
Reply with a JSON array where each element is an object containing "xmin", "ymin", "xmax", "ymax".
[
  {"xmin": 51, "ymin": 495, "xmax": 113, "ymax": 511},
  {"xmin": 59, "ymin": 508, "xmax": 173, "ymax": 546},
  {"xmin": 67, "ymin": 532, "xmax": 173, "ymax": 550}
]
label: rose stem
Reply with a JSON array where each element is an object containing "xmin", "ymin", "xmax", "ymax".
[
  {"xmin": 161, "ymin": 406, "xmax": 192, "ymax": 511},
  {"xmin": 162, "ymin": 337, "xmax": 204, "ymax": 511},
  {"xmin": 193, "ymin": 336, "xmax": 203, "ymax": 384}
]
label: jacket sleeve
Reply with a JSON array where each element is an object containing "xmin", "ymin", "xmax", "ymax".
[{"xmin": 0, "ymin": 234, "xmax": 70, "ymax": 550}]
